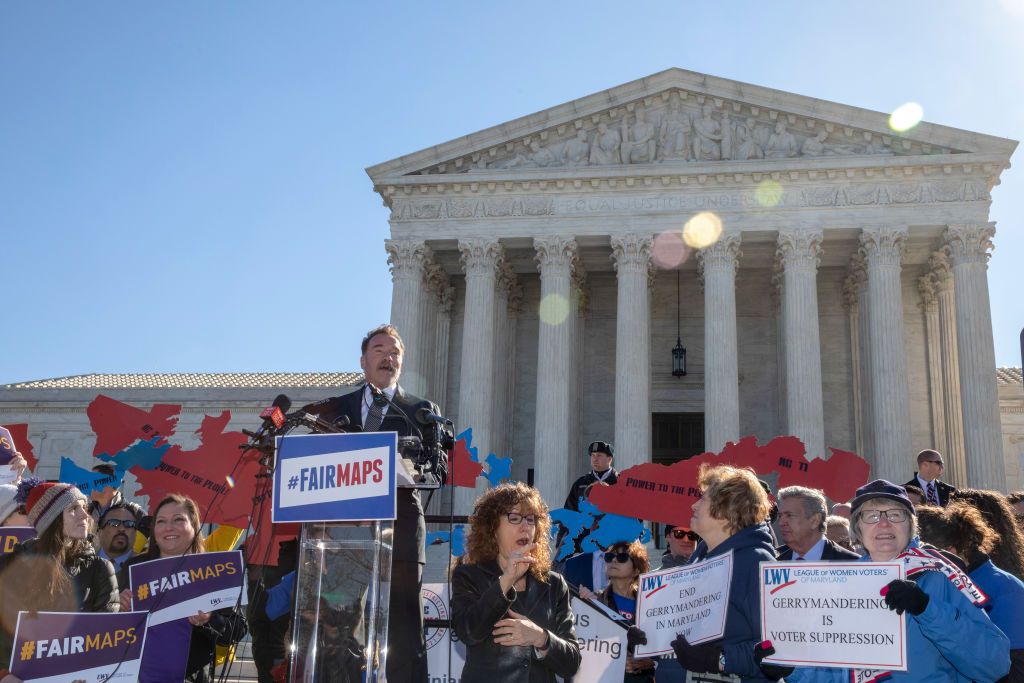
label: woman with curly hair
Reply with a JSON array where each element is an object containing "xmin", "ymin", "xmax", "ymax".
[
  {"xmin": 0, "ymin": 479, "xmax": 119, "ymax": 683},
  {"xmin": 952, "ymin": 488, "xmax": 1024, "ymax": 581},
  {"xmin": 580, "ymin": 540, "xmax": 656, "ymax": 681},
  {"xmin": 451, "ymin": 482, "xmax": 581, "ymax": 682},
  {"xmin": 918, "ymin": 502, "xmax": 1024, "ymax": 681}
]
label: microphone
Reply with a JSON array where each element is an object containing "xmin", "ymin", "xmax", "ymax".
[
  {"xmin": 289, "ymin": 411, "xmax": 347, "ymax": 434},
  {"xmin": 415, "ymin": 404, "xmax": 450, "ymax": 426},
  {"xmin": 244, "ymin": 394, "xmax": 292, "ymax": 438}
]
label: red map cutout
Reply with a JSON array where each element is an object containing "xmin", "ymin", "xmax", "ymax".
[
  {"xmin": 450, "ymin": 432, "xmax": 484, "ymax": 488},
  {"xmin": 588, "ymin": 435, "xmax": 871, "ymax": 527},
  {"xmin": 4, "ymin": 424, "xmax": 38, "ymax": 473},
  {"xmin": 87, "ymin": 394, "xmax": 180, "ymax": 457}
]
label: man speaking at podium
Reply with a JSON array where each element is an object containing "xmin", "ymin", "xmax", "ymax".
[{"xmin": 302, "ymin": 323, "xmax": 443, "ymax": 682}]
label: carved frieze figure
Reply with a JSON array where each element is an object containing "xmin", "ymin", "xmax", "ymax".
[
  {"xmin": 526, "ymin": 140, "xmax": 559, "ymax": 167},
  {"xmin": 562, "ymin": 129, "xmax": 591, "ymax": 166},
  {"xmin": 620, "ymin": 108, "xmax": 657, "ymax": 164},
  {"xmin": 692, "ymin": 103, "xmax": 723, "ymax": 161},
  {"xmin": 764, "ymin": 121, "xmax": 799, "ymax": 158},
  {"xmin": 720, "ymin": 112, "xmax": 734, "ymax": 161},
  {"xmin": 732, "ymin": 117, "xmax": 763, "ymax": 160},
  {"xmin": 589, "ymin": 121, "xmax": 622, "ymax": 165},
  {"xmin": 863, "ymin": 138, "xmax": 893, "ymax": 155},
  {"xmin": 801, "ymin": 129, "xmax": 859, "ymax": 157},
  {"xmin": 657, "ymin": 99, "xmax": 691, "ymax": 161}
]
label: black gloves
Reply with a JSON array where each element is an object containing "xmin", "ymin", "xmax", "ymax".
[
  {"xmin": 881, "ymin": 579, "xmax": 930, "ymax": 616},
  {"xmin": 754, "ymin": 640, "xmax": 795, "ymax": 681},
  {"xmin": 626, "ymin": 625, "xmax": 648, "ymax": 648},
  {"xmin": 670, "ymin": 634, "xmax": 721, "ymax": 674}
]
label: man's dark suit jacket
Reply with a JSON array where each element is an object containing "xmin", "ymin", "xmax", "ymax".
[
  {"xmin": 776, "ymin": 538, "xmax": 861, "ymax": 561},
  {"xmin": 903, "ymin": 475, "xmax": 957, "ymax": 507},
  {"xmin": 302, "ymin": 384, "xmax": 442, "ymax": 564},
  {"xmin": 562, "ymin": 551, "xmax": 599, "ymax": 591}
]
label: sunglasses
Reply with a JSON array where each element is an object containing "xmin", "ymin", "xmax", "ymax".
[
  {"xmin": 670, "ymin": 530, "xmax": 699, "ymax": 541},
  {"xmin": 101, "ymin": 518, "xmax": 137, "ymax": 530},
  {"xmin": 604, "ymin": 551, "xmax": 631, "ymax": 564}
]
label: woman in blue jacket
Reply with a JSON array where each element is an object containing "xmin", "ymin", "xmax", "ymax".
[
  {"xmin": 757, "ymin": 480, "xmax": 1010, "ymax": 683},
  {"xmin": 669, "ymin": 463, "xmax": 777, "ymax": 682}
]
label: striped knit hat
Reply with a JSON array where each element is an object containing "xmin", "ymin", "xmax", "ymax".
[{"xmin": 21, "ymin": 480, "xmax": 87, "ymax": 535}]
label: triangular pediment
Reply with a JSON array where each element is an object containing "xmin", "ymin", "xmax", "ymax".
[{"xmin": 366, "ymin": 68, "xmax": 1016, "ymax": 181}]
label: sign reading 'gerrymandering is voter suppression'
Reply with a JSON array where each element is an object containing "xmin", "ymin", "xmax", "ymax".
[
  {"xmin": 272, "ymin": 432, "xmax": 397, "ymax": 523},
  {"xmin": 759, "ymin": 561, "xmax": 907, "ymax": 671}
]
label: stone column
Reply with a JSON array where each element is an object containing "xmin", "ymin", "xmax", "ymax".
[
  {"xmin": 777, "ymin": 229, "xmax": 825, "ymax": 460},
  {"xmin": 569, "ymin": 267, "xmax": 588, "ymax": 475},
  {"xmin": 860, "ymin": 226, "xmax": 911, "ymax": 482},
  {"xmin": 533, "ymin": 237, "xmax": 579, "ymax": 507},
  {"xmin": 455, "ymin": 238, "xmax": 504, "ymax": 513},
  {"xmin": 425, "ymin": 262, "xmax": 455, "ymax": 413},
  {"xmin": 931, "ymin": 251, "xmax": 967, "ymax": 486},
  {"xmin": 611, "ymin": 234, "xmax": 653, "ymax": 471},
  {"xmin": 944, "ymin": 223, "xmax": 1005, "ymax": 488},
  {"xmin": 842, "ymin": 272, "xmax": 864, "ymax": 458},
  {"xmin": 385, "ymin": 238, "xmax": 431, "ymax": 397},
  {"xmin": 918, "ymin": 271, "xmax": 948, "ymax": 460},
  {"xmin": 493, "ymin": 261, "xmax": 519, "ymax": 462},
  {"xmin": 850, "ymin": 252, "xmax": 875, "ymax": 468},
  {"xmin": 697, "ymin": 234, "xmax": 742, "ymax": 452}
]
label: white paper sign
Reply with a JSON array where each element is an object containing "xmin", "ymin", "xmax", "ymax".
[
  {"xmin": 759, "ymin": 561, "xmax": 907, "ymax": 671},
  {"xmin": 634, "ymin": 551, "xmax": 733, "ymax": 657},
  {"xmin": 563, "ymin": 596, "xmax": 627, "ymax": 683},
  {"xmin": 423, "ymin": 583, "xmax": 466, "ymax": 682}
]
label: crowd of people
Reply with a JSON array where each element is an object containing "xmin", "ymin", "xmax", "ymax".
[{"xmin": 2, "ymin": 322, "xmax": 1024, "ymax": 683}]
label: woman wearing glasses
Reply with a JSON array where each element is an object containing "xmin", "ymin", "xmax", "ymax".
[
  {"xmin": 757, "ymin": 480, "xmax": 1011, "ymax": 683},
  {"xmin": 660, "ymin": 527, "xmax": 699, "ymax": 569},
  {"xmin": 452, "ymin": 482, "xmax": 581, "ymax": 683},
  {"xmin": 580, "ymin": 541, "xmax": 656, "ymax": 681}
]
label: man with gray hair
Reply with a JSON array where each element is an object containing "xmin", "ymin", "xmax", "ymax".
[{"xmin": 776, "ymin": 486, "xmax": 859, "ymax": 561}]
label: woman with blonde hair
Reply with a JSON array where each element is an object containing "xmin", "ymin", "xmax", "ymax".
[{"xmin": 451, "ymin": 482, "xmax": 581, "ymax": 682}]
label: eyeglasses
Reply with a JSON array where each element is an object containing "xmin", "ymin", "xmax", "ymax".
[
  {"xmin": 504, "ymin": 512, "xmax": 537, "ymax": 526},
  {"xmin": 858, "ymin": 509, "xmax": 909, "ymax": 525},
  {"xmin": 101, "ymin": 518, "xmax": 137, "ymax": 530},
  {"xmin": 670, "ymin": 530, "xmax": 699, "ymax": 541},
  {"xmin": 604, "ymin": 552, "xmax": 631, "ymax": 563}
]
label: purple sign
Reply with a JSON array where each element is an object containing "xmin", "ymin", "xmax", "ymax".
[
  {"xmin": 0, "ymin": 426, "xmax": 15, "ymax": 463},
  {"xmin": 129, "ymin": 550, "xmax": 246, "ymax": 626},
  {"xmin": 9, "ymin": 610, "xmax": 148, "ymax": 682},
  {"xmin": 1, "ymin": 527, "xmax": 34, "ymax": 556}
]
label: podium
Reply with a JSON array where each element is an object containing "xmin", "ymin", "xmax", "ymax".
[{"xmin": 272, "ymin": 430, "xmax": 440, "ymax": 682}]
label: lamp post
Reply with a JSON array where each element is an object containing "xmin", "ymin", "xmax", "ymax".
[{"xmin": 672, "ymin": 269, "xmax": 687, "ymax": 377}]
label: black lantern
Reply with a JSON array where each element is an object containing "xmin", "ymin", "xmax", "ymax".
[{"xmin": 672, "ymin": 269, "xmax": 687, "ymax": 377}]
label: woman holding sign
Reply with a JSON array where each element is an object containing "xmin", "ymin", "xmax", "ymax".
[
  {"xmin": 118, "ymin": 494, "xmax": 246, "ymax": 683},
  {"xmin": 452, "ymin": 482, "xmax": 582, "ymax": 682},
  {"xmin": 756, "ymin": 480, "xmax": 1010, "ymax": 683},
  {"xmin": 0, "ymin": 480, "xmax": 119, "ymax": 683}
]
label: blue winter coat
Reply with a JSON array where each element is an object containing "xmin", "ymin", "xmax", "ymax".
[
  {"xmin": 969, "ymin": 555, "xmax": 1024, "ymax": 647},
  {"xmin": 686, "ymin": 522, "xmax": 777, "ymax": 682},
  {"xmin": 786, "ymin": 540, "xmax": 1010, "ymax": 683}
]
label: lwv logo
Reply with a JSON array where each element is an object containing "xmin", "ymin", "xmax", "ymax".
[
  {"xmin": 641, "ymin": 574, "xmax": 666, "ymax": 598},
  {"xmin": 764, "ymin": 567, "xmax": 797, "ymax": 594}
]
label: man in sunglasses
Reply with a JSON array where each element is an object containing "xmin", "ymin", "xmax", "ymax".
[
  {"xmin": 903, "ymin": 448, "xmax": 957, "ymax": 507},
  {"xmin": 96, "ymin": 502, "xmax": 141, "ymax": 573},
  {"xmin": 660, "ymin": 526, "xmax": 699, "ymax": 569}
]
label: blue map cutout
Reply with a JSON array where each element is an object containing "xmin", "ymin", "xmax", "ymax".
[
  {"xmin": 57, "ymin": 457, "xmax": 125, "ymax": 497},
  {"xmin": 426, "ymin": 524, "xmax": 467, "ymax": 558},
  {"xmin": 96, "ymin": 436, "xmax": 171, "ymax": 472},
  {"xmin": 549, "ymin": 497, "xmax": 649, "ymax": 561}
]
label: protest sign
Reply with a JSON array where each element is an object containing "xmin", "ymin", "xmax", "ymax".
[
  {"xmin": 273, "ymin": 432, "xmax": 397, "ymax": 523},
  {"xmin": 1, "ymin": 527, "xmax": 35, "ymax": 556},
  {"xmin": 423, "ymin": 583, "xmax": 466, "ymax": 681},
  {"xmin": 759, "ymin": 561, "xmax": 907, "ymax": 670},
  {"xmin": 634, "ymin": 552, "xmax": 732, "ymax": 657},
  {"xmin": 565, "ymin": 595, "xmax": 628, "ymax": 683},
  {"xmin": 9, "ymin": 610, "xmax": 148, "ymax": 683},
  {"xmin": 0, "ymin": 426, "xmax": 18, "ymax": 484},
  {"xmin": 129, "ymin": 550, "xmax": 246, "ymax": 627}
]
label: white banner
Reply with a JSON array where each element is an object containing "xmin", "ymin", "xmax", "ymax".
[
  {"xmin": 759, "ymin": 561, "xmax": 907, "ymax": 671},
  {"xmin": 423, "ymin": 583, "xmax": 466, "ymax": 683},
  {"xmin": 563, "ymin": 596, "xmax": 627, "ymax": 683},
  {"xmin": 634, "ymin": 552, "xmax": 732, "ymax": 657}
]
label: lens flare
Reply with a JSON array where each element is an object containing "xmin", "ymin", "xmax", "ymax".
[
  {"xmin": 224, "ymin": 475, "xmax": 235, "ymax": 489},
  {"xmin": 755, "ymin": 180, "xmax": 783, "ymax": 208},
  {"xmin": 683, "ymin": 212, "xmax": 723, "ymax": 249},
  {"xmin": 652, "ymin": 230, "xmax": 691, "ymax": 269},
  {"xmin": 539, "ymin": 292, "xmax": 570, "ymax": 325},
  {"xmin": 888, "ymin": 102, "xmax": 923, "ymax": 133}
]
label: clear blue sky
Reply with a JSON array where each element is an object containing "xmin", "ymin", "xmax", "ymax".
[{"xmin": 2, "ymin": 1, "xmax": 1022, "ymax": 384}]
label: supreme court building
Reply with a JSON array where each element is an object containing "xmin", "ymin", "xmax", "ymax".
[
  {"xmin": 2, "ymin": 69, "xmax": 1022, "ymax": 514},
  {"xmin": 367, "ymin": 68, "xmax": 1021, "ymax": 511}
]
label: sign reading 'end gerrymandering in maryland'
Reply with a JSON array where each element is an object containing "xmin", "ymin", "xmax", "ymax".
[
  {"xmin": 9, "ymin": 611, "xmax": 149, "ymax": 683},
  {"xmin": 272, "ymin": 432, "xmax": 397, "ymax": 523}
]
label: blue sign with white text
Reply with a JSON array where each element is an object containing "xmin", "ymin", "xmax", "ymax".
[{"xmin": 272, "ymin": 432, "xmax": 397, "ymax": 523}]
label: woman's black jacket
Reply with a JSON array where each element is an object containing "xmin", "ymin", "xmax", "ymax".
[{"xmin": 451, "ymin": 560, "xmax": 581, "ymax": 683}]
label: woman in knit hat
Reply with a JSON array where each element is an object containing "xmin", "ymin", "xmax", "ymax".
[
  {"xmin": 755, "ymin": 479, "xmax": 1011, "ymax": 683},
  {"xmin": 0, "ymin": 484, "xmax": 28, "ymax": 527},
  {"xmin": 0, "ymin": 479, "xmax": 119, "ymax": 682}
]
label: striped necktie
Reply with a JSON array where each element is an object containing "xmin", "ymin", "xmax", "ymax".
[
  {"xmin": 364, "ymin": 393, "xmax": 386, "ymax": 431},
  {"xmin": 927, "ymin": 481, "xmax": 939, "ymax": 506}
]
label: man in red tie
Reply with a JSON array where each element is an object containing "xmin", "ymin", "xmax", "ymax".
[{"xmin": 903, "ymin": 449, "xmax": 957, "ymax": 507}]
